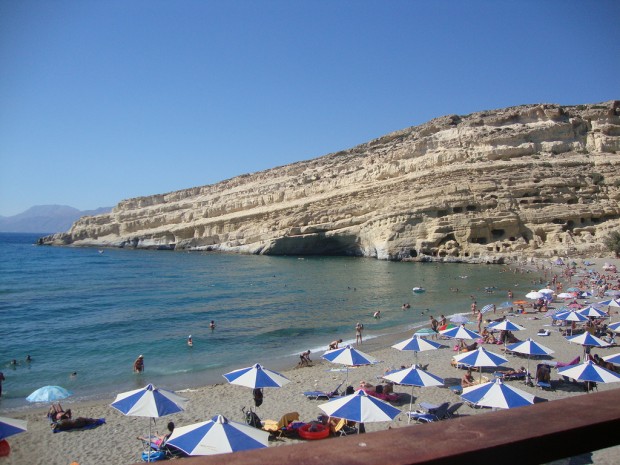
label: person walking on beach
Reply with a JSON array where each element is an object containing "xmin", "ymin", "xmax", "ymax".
[
  {"xmin": 356, "ymin": 322, "xmax": 364, "ymax": 345},
  {"xmin": 133, "ymin": 355, "xmax": 144, "ymax": 373},
  {"xmin": 477, "ymin": 310, "xmax": 483, "ymax": 333}
]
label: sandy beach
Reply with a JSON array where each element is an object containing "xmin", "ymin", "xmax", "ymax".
[{"xmin": 2, "ymin": 257, "xmax": 620, "ymax": 465}]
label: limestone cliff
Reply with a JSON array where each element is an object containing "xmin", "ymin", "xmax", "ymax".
[{"xmin": 39, "ymin": 101, "xmax": 620, "ymax": 263}]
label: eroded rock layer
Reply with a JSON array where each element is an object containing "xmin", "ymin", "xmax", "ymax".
[{"xmin": 40, "ymin": 101, "xmax": 620, "ymax": 263}]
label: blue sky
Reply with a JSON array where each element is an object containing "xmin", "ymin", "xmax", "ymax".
[{"xmin": 1, "ymin": 1, "xmax": 618, "ymax": 216}]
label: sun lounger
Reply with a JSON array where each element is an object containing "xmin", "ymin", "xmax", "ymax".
[
  {"xmin": 407, "ymin": 402, "xmax": 450, "ymax": 423},
  {"xmin": 358, "ymin": 388, "xmax": 399, "ymax": 402},
  {"xmin": 262, "ymin": 412, "xmax": 300, "ymax": 438},
  {"xmin": 303, "ymin": 382, "xmax": 343, "ymax": 400},
  {"xmin": 493, "ymin": 371, "xmax": 527, "ymax": 381}
]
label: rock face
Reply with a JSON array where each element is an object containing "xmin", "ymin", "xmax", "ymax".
[{"xmin": 39, "ymin": 101, "xmax": 620, "ymax": 263}]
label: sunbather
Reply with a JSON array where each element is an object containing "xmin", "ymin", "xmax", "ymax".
[
  {"xmin": 52, "ymin": 417, "xmax": 104, "ymax": 431},
  {"xmin": 48, "ymin": 403, "xmax": 71, "ymax": 422},
  {"xmin": 138, "ymin": 421, "xmax": 174, "ymax": 447},
  {"xmin": 461, "ymin": 368, "xmax": 475, "ymax": 388}
]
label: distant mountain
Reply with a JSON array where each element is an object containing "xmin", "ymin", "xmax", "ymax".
[{"xmin": 0, "ymin": 205, "xmax": 112, "ymax": 233}]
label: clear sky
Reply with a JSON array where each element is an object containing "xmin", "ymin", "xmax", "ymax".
[{"xmin": 1, "ymin": 1, "xmax": 618, "ymax": 216}]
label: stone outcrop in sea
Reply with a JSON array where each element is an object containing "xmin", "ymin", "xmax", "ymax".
[{"xmin": 39, "ymin": 101, "xmax": 620, "ymax": 263}]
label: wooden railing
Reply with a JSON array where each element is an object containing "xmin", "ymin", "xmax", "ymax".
[{"xmin": 135, "ymin": 388, "xmax": 620, "ymax": 465}]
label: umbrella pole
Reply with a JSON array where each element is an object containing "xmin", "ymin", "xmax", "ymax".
[{"xmin": 408, "ymin": 385, "xmax": 414, "ymax": 424}]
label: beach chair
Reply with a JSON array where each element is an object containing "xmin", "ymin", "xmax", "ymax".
[
  {"xmin": 139, "ymin": 436, "xmax": 185, "ymax": 462},
  {"xmin": 262, "ymin": 412, "xmax": 300, "ymax": 438},
  {"xmin": 407, "ymin": 402, "xmax": 450, "ymax": 423},
  {"xmin": 449, "ymin": 385, "xmax": 463, "ymax": 395},
  {"xmin": 303, "ymin": 382, "xmax": 343, "ymax": 400},
  {"xmin": 445, "ymin": 402, "xmax": 464, "ymax": 419},
  {"xmin": 332, "ymin": 418, "xmax": 357, "ymax": 436}
]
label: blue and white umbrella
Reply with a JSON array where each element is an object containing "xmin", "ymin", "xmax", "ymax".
[
  {"xmin": 602, "ymin": 353, "xmax": 620, "ymax": 365},
  {"xmin": 440, "ymin": 325, "xmax": 481, "ymax": 340},
  {"xmin": 461, "ymin": 378, "xmax": 536, "ymax": 409},
  {"xmin": 577, "ymin": 306, "xmax": 608, "ymax": 318},
  {"xmin": 487, "ymin": 319, "xmax": 526, "ymax": 332},
  {"xmin": 223, "ymin": 363, "xmax": 290, "ymax": 389},
  {"xmin": 392, "ymin": 336, "xmax": 444, "ymax": 362},
  {"xmin": 599, "ymin": 298, "xmax": 620, "ymax": 308},
  {"xmin": 580, "ymin": 291, "xmax": 594, "ymax": 298},
  {"xmin": 557, "ymin": 360, "xmax": 620, "ymax": 385},
  {"xmin": 383, "ymin": 365, "xmax": 444, "ymax": 423},
  {"xmin": 166, "ymin": 414, "xmax": 269, "ymax": 456},
  {"xmin": 318, "ymin": 389, "xmax": 401, "ymax": 424},
  {"xmin": 565, "ymin": 332, "xmax": 610, "ymax": 349},
  {"xmin": 111, "ymin": 383, "xmax": 188, "ymax": 461},
  {"xmin": 608, "ymin": 322, "xmax": 620, "ymax": 333},
  {"xmin": 453, "ymin": 346, "xmax": 508, "ymax": 382},
  {"xmin": 479, "ymin": 304, "xmax": 495, "ymax": 315},
  {"xmin": 0, "ymin": 417, "xmax": 27, "ymax": 441},
  {"xmin": 553, "ymin": 311, "xmax": 589, "ymax": 322},
  {"xmin": 498, "ymin": 301, "xmax": 514, "ymax": 309},
  {"xmin": 506, "ymin": 338, "xmax": 554, "ymax": 375},
  {"xmin": 110, "ymin": 384, "xmax": 188, "ymax": 417},
  {"xmin": 604, "ymin": 290, "xmax": 620, "ymax": 297},
  {"xmin": 26, "ymin": 385, "xmax": 73, "ymax": 403},
  {"xmin": 322, "ymin": 345, "xmax": 378, "ymax": 383}
]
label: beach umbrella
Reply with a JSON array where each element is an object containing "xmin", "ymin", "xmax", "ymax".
[
  {"xmin": 565, "ymin": 332, "xmax": 610, "ymax": 358},
  {"xmin": 577, "ymin": 306, "xmax": 608, "ymax": 318},
  {"xmin": 453, "ymin": 347, "xmax": 508, "ymax": 382},
  {"xmin": 604, "ymin": 290, "xmax": 620, "ymax": 297},
  {"xmin": 111, "ymin": 384, "xmax": 188, "ymax": 462},
  {"xmin": 318, "ymin": 389, "xmax": 401, "ymax": 425},
  {"xmin": 525, "ymin": 291, "xmax": 544, "ymax": 300},
  {"xmin": 608, "ymin": 322, "xmax": 620, "ymax": 333},
  {"xmin": 498, "ymin": 301, "xmax": 514, "ymax": 309},
  {"xmin": 322, "ymin": 345, "xmax": 378, "ymax": 383},
  {"xmin": 440, "ymin": 325, "xmax": 481, "ymax": 340},
  {"xmin": 223, "ymin": 363, "xmax": 290, "ymax": 389},
  {"xmin": 26, "ymin": 385, "xmax": 73, "ymax": 403},
  {"xmin": 538, "ymin": 289, "xmax": 555, "ymax": 295},
  {"xmin": 557, "ymin": 361, "xmax": 620, "ymax": 389},
  {"xmin": 450, "ymin": 314, "xmax": 470, "ymax": 324},
  {"xmin": 506, "ymin": 338, "xmax": 554, "ymax": 376},
  {"xmin": 0, "ymin": 417, "xmax": 27, "ymax": 441},
  {"xmin": 383, "ymin": 365, "xmax": 444, "ymax": 423},
  {"xmin": 553, "ymin": 310, "xmax": 588, "ymax": 322},
  {"xmin": 166, "ymin": 414, "xmax": 269, "ymax": 456},
  {"xmin": 391, "ymin": 336, "xmax": 444, "ymax": 362},
  {"xmin": 599, "ymin": 298, "xmax": 620, "ymax": 308},
  {"xmin": 479, "ymin": 304, "xmax": 495, "ymax": 315},
  {"xmin": 557, "ymin": 292, "xmax": 577, "ymax": 299},
  {"xmin": 487, "ymin": 319, "xmax": 526, "ymax": 332},
  {"xmin": 461, "ymin": 378, "xmax": 536, "ymax": 409},
  {"xmin": 602, "ymin": 353, "xmax": 620, "ymax": 365},
  {"xmin": 414, "ymin": 328, "xmax": 438, "ymax": 337},
  {"xmin": 580, "ymin": 291, "xmax": 594, "ymax": 298}
]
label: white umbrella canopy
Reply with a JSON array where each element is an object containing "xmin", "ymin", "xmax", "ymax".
[
  {"xmin": 383, "ymin": 365, "xmax": 444, "ymax": 423},
  {"xmin": 557, "ymin": 360, "xmax": 620, "ymax": 385},
  {"xmin": 526, "ymin": 291, "xmax": 545, "ymax": 299},
  {"xmin": 461, "ymin": 378, "xmax": 536, "ymax": 409},
  {"xmin": 166, "ymin": 415, "xmax": 270, "ymax": 456},
  {"xmin": 318, "ymin": 389, "xmax": 401, "ymax": 424},
  {"xmin": 0, "ymin": 416, "xmax": 28, "ymax": 441}
]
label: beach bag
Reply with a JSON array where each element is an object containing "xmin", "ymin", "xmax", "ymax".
[{"xmin": 245, "ymin": 409, "xmax": 262, "ymax": 428}]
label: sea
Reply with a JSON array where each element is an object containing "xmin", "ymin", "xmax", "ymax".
[{"xmin": 0, "ymin": 232, "xmax": 542, "ymax": 412}]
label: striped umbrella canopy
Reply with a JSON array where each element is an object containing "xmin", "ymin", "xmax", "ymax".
[
  {"xmin": 479, "ymin": 304, "xmax": 495, "ymax": 315},
  {"xmin": 557, "ymin": 361, "xmax": 620, "ymax": 385},
  {"xmin": 392, "ymin": 336, "xmax": 444, "ymax": 362},
  {"xmin": 599, "ymin": 298, "xmax": 620, "ymax": 308},
  {"xmin": 487, "ymin": 319, "xmax": 526, "ymax": 332},
  {"xmin": 166, "ymin": 415, "xmax": 269, "ymax": 456},
  {"xmin": 461, "ymin": 378, "xmax": 536, "ymax": 409},
  {"xmin": 565, "ymin": 332, "xmax": 610, "ymax": 348},
  {"xmin": 602, "ymin": 353, "xmax": 620, "ymax": 365},
  {"xmin": 506, "ymin": 338, "xmax": 554, "ymax": 374},
  {"xmin": 440, "ymin": 325, "xmax": 481, "ymax": 340},
  {"xmin": 608, "ymin": 322, "xmax": 620, "ymax": 333},
  {"xmin": 383, "ymin": 365, "xmax": 444, "ymax": 423},
  {"xmin": 0, "ymin": 417, "xmax": 27, "ymax": 441},
  {"xmin": 577, "ymin": 306, "xmax": 608, "ymax": 318},
  {"xmin": 223, "ymin": 363, "xmax": 290, "ymax": 389},
  {"xmin": 318, "ymin": 389, "xmax": 401, "ymax": 424},
  {"xmin": 553, "ymin": 311, "xmax": 589, "ymax": 322},
  {"xmin": 580, "ymin": 291, "xmax": 594, "ymax": 298},
  {"xmin": 604, "ymin": 290, "xmax": 620, "ymax": 297},
  {"xmin": 453, "ymin": 347, "xmax": 508, "ymax": 382},
  {"xmin": 322, "ymin": 345, "xmax": 379, "ymax": 383}
]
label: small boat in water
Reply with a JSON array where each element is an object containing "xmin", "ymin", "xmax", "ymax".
[{"xmin": 412, "ymin": 287, "xmax": 426, "ymax": 293}]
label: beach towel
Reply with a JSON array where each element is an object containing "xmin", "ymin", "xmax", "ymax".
[{"xmin": 52, "ymin": 418, "xmax": 105, "ymax": 433}]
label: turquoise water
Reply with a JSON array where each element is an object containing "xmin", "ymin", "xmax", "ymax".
[{"xmin": 0, "ymin": 233, "xmax": 540, "ymax": 411}]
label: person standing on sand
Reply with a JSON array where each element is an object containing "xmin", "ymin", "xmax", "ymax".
[
  {"xmin": 133, "ymin": 355, "xmax": 144, "ymax": 373},
  {"xmin": 477, "ymin": 310, "xmax": 483, "ymax": 332},
  {"xmin": 356, "ymin": 322, "xmax": 364, "ymax": 345}
]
